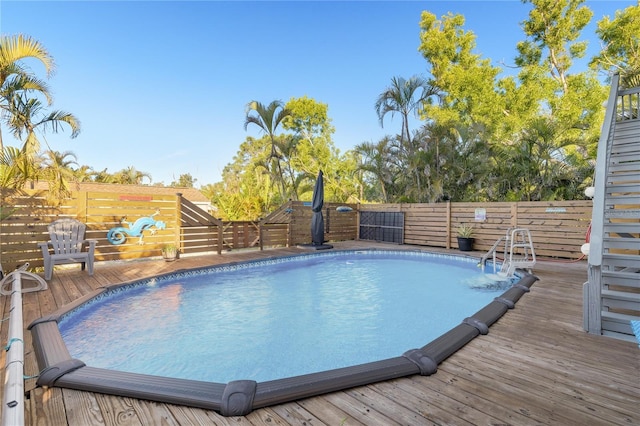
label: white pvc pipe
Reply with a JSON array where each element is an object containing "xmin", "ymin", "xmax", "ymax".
[
  {"xmin": 1, "ymin": 264, "xmax": 47, "ymax": 426},
  {"xmin": 2, "ymin": 269, "xmax": 25, "ymax": 426}
]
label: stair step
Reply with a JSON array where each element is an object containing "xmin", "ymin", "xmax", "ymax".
[{"xmin": 601, "ymin": 311, "xmax": 638, "ymax": 335}]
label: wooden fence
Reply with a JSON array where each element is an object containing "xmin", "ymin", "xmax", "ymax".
[
  {"xmin": 0, "ymin": 189, "xmax": 592, "ymax": 272},
  {"xmin": 360, "ymin": 200, "xmax": 593, "ymax": 258}
]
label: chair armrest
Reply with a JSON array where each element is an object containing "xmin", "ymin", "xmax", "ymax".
[
  {"xmin": 83, "ymin": 239, "xmax": 98, "ymax": 253},
  {"xmin": 38, "ymin": 241, "xmax": 52, "ymax": 255}
]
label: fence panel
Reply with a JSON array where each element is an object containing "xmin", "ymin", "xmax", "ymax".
[
  {"xmin": 260, "ymin": 224, "xmax": 289, "ymax": 248},
  {"xmin": 286, "ymin": 202, "xmax": 358, "ymax": 246},
  {"xmin": 402, "ymin": 203, "xmax": 450, "ymax": 247},
  {"xmin": 1, "ymin": 191, "xmax": 592, "ymax": 273},
  {"xmin": 84, "ymin": 191, "xmax": 177, "ymax": 262},
  {"xmin": 221, "ymin": 221, "xmax": 260, "ymax": 250},
  {"xmin": 359, "ymin": 201, "xmax": 591, "ymax": 258}
]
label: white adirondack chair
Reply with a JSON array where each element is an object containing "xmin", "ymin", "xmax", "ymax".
[{"xmin": 38, "ymin": 218, "xmax": 97, "ymax": 281}]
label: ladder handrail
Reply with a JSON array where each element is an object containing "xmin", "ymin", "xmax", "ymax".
[
  {"xmin": 480, "ymin": 236, "xmax": 506, "ymax": 273},
  {"xmin": 481, "ymin": 228, "xmax": 536, "ymax": 277}
]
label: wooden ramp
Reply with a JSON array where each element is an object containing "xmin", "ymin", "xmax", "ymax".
[{"xmin": 1, "ymin": 242, "xmax": 638, "ymax": 425}]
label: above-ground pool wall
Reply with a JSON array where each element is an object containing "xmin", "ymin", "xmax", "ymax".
[{"xmin": 28, "ymin": 253, "xmax": 538, "ymax": 417}]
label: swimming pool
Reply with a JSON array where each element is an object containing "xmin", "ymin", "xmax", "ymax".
[{"xmin": 29, "ymin": 249, "xmax": 538, "ymax": 416}]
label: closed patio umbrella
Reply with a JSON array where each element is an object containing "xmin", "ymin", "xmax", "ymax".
[{"xmin": 311, "ymin": 170, "xmax": 325, "ymax": 245}]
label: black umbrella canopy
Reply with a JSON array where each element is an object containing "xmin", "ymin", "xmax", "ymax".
[{"xmin": 311, "ymin": 170, "xmax": 325, "ymax": 245}]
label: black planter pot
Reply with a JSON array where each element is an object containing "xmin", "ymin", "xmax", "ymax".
[{"xmin": 457, "ymin": 237, "xmax": 474, "ymax": 251}]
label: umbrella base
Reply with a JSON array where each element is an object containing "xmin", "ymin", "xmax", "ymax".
[{"xmin": 297, "ymin": 243, "xmax": 334, "ymax": 250}]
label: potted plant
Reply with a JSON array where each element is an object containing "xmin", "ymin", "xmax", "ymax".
[
  {"xmin": 456, "ymin": 224, "xmax": 475, "ymax": 251},
  {"xmin": 161, "ymin": 243, "xmax": 178, "ymax": 261}
]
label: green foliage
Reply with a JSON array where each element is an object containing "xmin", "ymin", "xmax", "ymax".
[
  {"xmin": 418, "ymin": 12, "xmax": 504, "ymax": 132},
  {"xmin": 517, "ymin": 0, "xmax": 593, "ymax": 93},
  {"xmin": 6, "ymin": 1, "xmax": 634, "ymax": 219},
  {"xmin": 170, "ymin": 173, "xmax": 196, "ymax": 188},
  {"xmin": 456, "ymin": 223, "xmax": 474, "ymax": 238},
  {"xmin": 209, "ymin": 95, "xmax": 360, "ymax": 220},
  {"xmin": 590, "ymin": 3, "xmax": 640, "ymax": 87},
  {"xmin": 112, "ymin": 166, "xmax": 152, "ymax": 185},
  {"xmin": 282, "ymin": 96, "xmax": 333, "ymax": 141},
  {"xmin": 0, "ymin": 34, "xmax": 82, "ymax": 202}
]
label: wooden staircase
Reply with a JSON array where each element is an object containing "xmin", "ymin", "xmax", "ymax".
[{"xmin": 584, "ymin": 74, "xmax": 640, "ymax": 342}]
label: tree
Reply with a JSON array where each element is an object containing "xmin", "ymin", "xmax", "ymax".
[
  {"xmin": 6, "ymin": 95, "xmax": 80, "ymax": 156},
  {"xmin": 282, "ymin": 95, "xmax": 333, "ymax": 142},
  {"xmin": 203, "ymin": 136, "xmax": 276, "ymax": 220},
  {"xmin": 283, "ymin": 96, "xmax": 345, "ymax": 202},
  {"xmin": 419, "ymin": 12, "xmax": 504, "ymax": 128},
  {"xmin": 590, "ymin": 3, "xmax": 640, "ymax": 87},
  {"xmin": 40, "ymin": 150, "xmax": 78, "ymax": 202},
  {"xmin": 170, "ymin": 173, "xmax": 196, "ymax": 188},
  {"xmin": 511, "ymin": 0, "xmax": 605, "ymax": 199},
  {"xmin": 374, "ymin": 76, "xmax": 440, "ymax": 201},
  {"xmin": 72, "ymin": 165, "xmax": 97, "ymax": 182},
  {"xmin": 517, "ymin": 0, "xmax": 593, "ymax": 95},
  {"xmin": 0, "ymin": 146, "xmax": 35, "ymax": 192},
  {"xmin": 0, "ymin": 34, "xmax": 54, "ymax": 151},
  {"xmin": 92, "ymin": 168, "xmax": 117, "ymax": 183},
  {"xmin": 244, "ymin": 100, "xmax": 291, "ymax": 200},
  {"xmin": 375, "ymin": 76, "xmax": 436, "ymax": 145},
  {"xmin": 112, "ymin": 166, "xmax": 152, "ymax": 185},
  {"xmin": 354, "ymin": 137, "xmax": 399, "ymax": 202},
  {"xmin": 0, "ymin": 34, "xmax": 81, "ymax": 200}
]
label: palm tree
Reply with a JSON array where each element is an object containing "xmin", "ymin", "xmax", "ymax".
[
  {"xmin": 375, "ymin": 76, "xmax": 437, "ymax": 146},
  {"xmin": 354, "ymin": 137, "xmax": 399, "ymax": 202},
  {"xmin": 91, "ymin": 168, "xmax": 119, "ymax": 183},
  {"xmin": 7, "ymin": 95, "xmax": 80, "ymax": 156},
  {"xmin": 375, "ymin": 76, "xmax": 439, "ymax": 198},
  {"xmin": 0, "ymin": 145, "xmax": 36, "ymax": 191},
  {"xmin": 72, "ymin": 165, "xmax": 97, "ymax": 182},
  {"xmin": 41, "ymin": 150, "xmax": 79, "ymax": 201},
  {"xmin": 0, "ymin": 34, "xmax": 55, "ymax": 151},
  {"xmin": 244, "ymin": 100, "xmax": 291, "ymax": 199},
  {"xmin": 113, "ymin": 166, "xmax": 152, "ymax": 185}
]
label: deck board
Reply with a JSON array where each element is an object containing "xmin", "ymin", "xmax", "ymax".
[{"xmin": 1, "ymin": 241, "xmax": 638, "ymax": 425}]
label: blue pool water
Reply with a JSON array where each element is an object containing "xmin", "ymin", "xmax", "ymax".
[{"xmin": 59, "ymin": 251, "xmax": 511, "ymax": 383}]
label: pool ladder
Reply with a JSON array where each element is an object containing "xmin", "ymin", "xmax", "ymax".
[{"xmin": 481, "ymin": 228, "xmax": 536, "ymax": 278}]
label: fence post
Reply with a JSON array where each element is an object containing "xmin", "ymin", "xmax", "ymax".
[
  {"xmin": 446, "ymin": 201, "xmax": 451, "ymax": 249},
  {"xmin": 175, "ymin": 193, "xmax": 182, "ymax": 252},
  {"xmin": 355, "ymin": 203, "xmax": 361, "ymax": 241},
  {"xmin": 76, "ymin": 190, "xmax": 89, "ymax": 223},
  {"xmin": 511, "ymin": 203, "xmax": 518, "ymax": 228},
  {"xmin": 259, "ymin": 222, "xmax": 264, "ymax": 251},
  {"xmin": 287, "ymin": 204, "xmax": 293, "ymax": 247},
  {"xmin": 217, "ymin": 222, "xmax": 223, "ymax": 254}
]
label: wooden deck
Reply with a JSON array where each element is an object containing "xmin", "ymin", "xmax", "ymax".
[{"xmin": 2, "ymin": 242, "xmax": 638, "ymax": 425}]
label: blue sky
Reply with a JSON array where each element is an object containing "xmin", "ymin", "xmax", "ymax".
[{"xmin": 1, "ymin": 1, "xmax": 635, "ymax": 187}]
